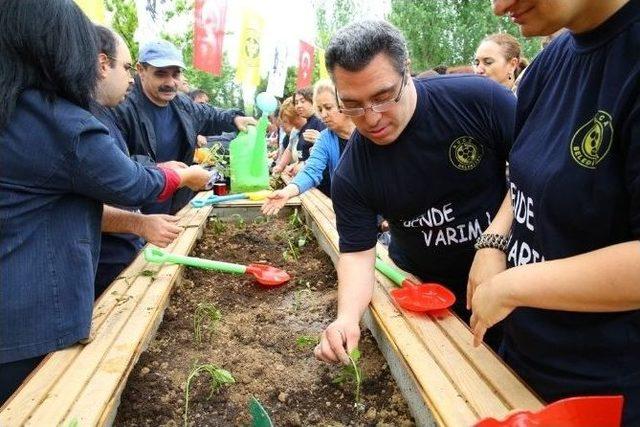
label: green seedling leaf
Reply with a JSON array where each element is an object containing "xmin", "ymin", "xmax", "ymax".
[
  {"xmin": 184, "ymin": 363, "xmax": 235, "ymax": 427},
  {"xmin": 295, "ymin": 335, "xmax": 320, "ymax": 349},
  {"xmin": 193, "ymin": 303, "xmax": 222, "ymax": 345},
  {"xmin": 332, "ymin": 348, "xmax": 364, "ymax": 409},
  {"xmin": 249, "ymin": 396, "xmax": 274, "ymax": 427}
]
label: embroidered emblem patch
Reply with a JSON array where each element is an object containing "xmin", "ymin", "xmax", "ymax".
[
  {"xmin": 570, "ymin": 110, "xmax": 613, "ymax": 169},
  {"xmin": 449, "ymin": 136, "xmax": 484, "ymax": 171}
]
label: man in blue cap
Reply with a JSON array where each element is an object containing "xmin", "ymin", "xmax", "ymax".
[{"xmin": 113, "ymin": 39, "xmax": 256, "ymax": 214}]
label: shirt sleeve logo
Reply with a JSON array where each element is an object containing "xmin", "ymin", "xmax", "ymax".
[
  {"xmin": 449, "ymin": 136, "xmax": 484, "ymax": 171},
  {"xmin": 570, "ymin": 110, "xmax": 613, "ymax": 169}
]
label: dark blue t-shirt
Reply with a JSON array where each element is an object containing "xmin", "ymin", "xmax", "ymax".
[
  {"xmin": 299, "ymin": 114, "xmax": 326, "ymax": 161},
  {"xmin": 94, "ymin": 107, "xmax": 144, "ymax": 266},
  {"xmin": 503, "ymin": 2, "xmax": 640, "ymax": 421},
  {"xmin": 142, "ymin": 96, "xmax": 185, "ymax": 214},
  {"xmin": 331, "ymin": 75, "xmax": 515, "ymax": 313}
]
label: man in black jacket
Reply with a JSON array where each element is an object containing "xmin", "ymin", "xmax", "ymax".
[{"xmin": 113, "ymin": 39, "xmax": 256, "ymax": 214}]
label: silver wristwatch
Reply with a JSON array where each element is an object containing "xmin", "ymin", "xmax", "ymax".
[{"xmin": 474, "ymin": 233, "xmax": 509, "ymax": 253}]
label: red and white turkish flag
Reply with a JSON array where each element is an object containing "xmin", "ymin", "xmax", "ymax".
[
  {"xmin": 296, "ymin": 40, "xmax": 315, "ymax": 89},
  {"xmin": 194, "ymin": 0, "xmax": 227, "ymax": 76}
]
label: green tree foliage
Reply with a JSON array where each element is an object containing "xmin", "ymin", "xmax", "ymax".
[
  {"xmin": 105, "ymin": 0, "xmax": 138, "ymax": 59},
  {"xmin": 388, "ymin": 0, "xmax": 541, "ymax": 73}
]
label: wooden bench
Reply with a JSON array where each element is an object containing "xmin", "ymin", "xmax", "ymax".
[
  {"xmin": 0, "ymin": 192, "xmax": 300, "ymax": 427},
  {"xmin": 297, "ymin": 187, "xmax": 544, "ymax": 426}
]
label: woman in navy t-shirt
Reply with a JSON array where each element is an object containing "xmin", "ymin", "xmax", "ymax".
[{"xmin": 470, "ymin": 0, "xmax": 640, "ymax": 423}]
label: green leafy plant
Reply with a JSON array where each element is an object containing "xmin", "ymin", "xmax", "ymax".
[
  {"xmin": 209, "ymin": 217, "xmax": 226, "ymax": 235},
  {"xmin": 288, "ymin": 208, "xmax": 303, "ymax": 229},
  {"xmin": 295, "ymin": 335, "xmax": 320, "ymax": 350},
  {"xmin": 230, "ymin": 213, "xmax": 246, "ymax": 229},
  {"xmin": 184, "ymin": 364, "xmax": 235, "ymax": 426},
  {"xmin": 193, "ymin": 303, "xmax": 222, "ymax": 345},
  {"xmin": 282, "ymin": 240, "xmax": 301, "ymax": 262},
  {"xmin": 332, "ymin": 348, "xmax": 364, "ymax": 409}
]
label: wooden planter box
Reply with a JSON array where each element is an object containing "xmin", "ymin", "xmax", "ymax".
[{"xmin": 0, "ymin": 190, "xmax": 542, "ymax": 426}]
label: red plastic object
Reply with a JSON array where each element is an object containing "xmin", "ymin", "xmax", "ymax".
[
  {"xmin": 213, "ymin": 182, "xmax": 228, "ymax": 196},
  {"xmin": 391, "ymin": 279, "xmax": 456, "ymax": 312},
  {"xmin": 245, "ymin": 263, "xmax": 290, "ymax": 286},
  {"xmin": 475, "ymin": 395, "xmax": 623, "ymax": 427}
]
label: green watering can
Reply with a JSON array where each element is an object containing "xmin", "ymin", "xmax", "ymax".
[
  {"xmin": 229, "ymin": 92, "xmax": 277, "ymax": 193},
  {"xmin": 144, "ymin": 247, "xmax": 290, "ymax": 286}
]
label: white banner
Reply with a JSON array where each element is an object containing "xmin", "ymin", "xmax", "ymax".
[
  {"xmin": 134, "ymin": 0, "xmax": 169, "ymax": 44},
  {"xmin": 266, "ymin": 42, "xmax": 288, "ymax": 98}
]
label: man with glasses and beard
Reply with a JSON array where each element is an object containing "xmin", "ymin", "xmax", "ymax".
[
  {"xmin": 314, "ymin": 20, "xmax": 517, "ymax": 365},
  {"xmin": 113, "ymin": 39, "xmax": 256, "ymax": 215}
]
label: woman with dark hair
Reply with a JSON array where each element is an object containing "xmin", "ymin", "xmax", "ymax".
[{"xmin": 0, "ymin": 0, "xmax": 208, "ymax": 403}]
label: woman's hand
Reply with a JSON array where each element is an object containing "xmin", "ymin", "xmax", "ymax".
[
  {"xmin": 467, "ymin": 248, "xmax": 507, "ymax": 309},
  {"xmin": 470, "ymin": 271, "xmax": 516, "ymax": 346}
]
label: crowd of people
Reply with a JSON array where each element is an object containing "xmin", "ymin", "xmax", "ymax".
[{"xmin": 1, "ymin": 0, "xmax": 639, "ymax": 423}]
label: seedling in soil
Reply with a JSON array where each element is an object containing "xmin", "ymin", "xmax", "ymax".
[
  {"xmin": 288, "ymin": 208, "xmax": 303, "ymax": 229},
  {"xmin": 253, "ymin": 215, "xmax": 269, "ymax": 225},
  {"xmin": 332, "ymin": 348, "xmax": 365, "ymax": 410},
  {"xmin": 295, "ymin": 335, "xmax": 320, "ymax": 349},
  {"xmin": 184, "ymin": 363, "xmax": 235, "ymax": 427},
  {"xmin": 282, "ymin": 240, "xmax": 301, "ymax": 262},
  {"xmin": 230, "ymin": 213, "xmax": 246, "ymax": 229},
  {"xmin": 209, "ymin": 217, "xmax": 226, "ymax": 234},
  {"xmin": 193, "ymin": 303, "xmax": 222, "ymax": 345}
]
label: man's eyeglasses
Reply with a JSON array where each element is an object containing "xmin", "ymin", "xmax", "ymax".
[
  {"xmin": 106, "ymin": 55, "xmax": 136, "ymax": 78},
  {"xmin": 336, "ymin": 69, "xmax": 407, "ymax": 117}
]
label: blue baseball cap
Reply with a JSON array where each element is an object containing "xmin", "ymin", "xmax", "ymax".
[{"xmin": 138, "ymin": 40, "xmax": 185, "ymax": 68}]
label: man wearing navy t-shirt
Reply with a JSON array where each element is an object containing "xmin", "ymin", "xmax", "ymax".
[{"xmin": 314, "ymin": 20, "xmax": 516, "ymax": 365}]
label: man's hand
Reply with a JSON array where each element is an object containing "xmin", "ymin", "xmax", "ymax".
[
  {"xmin": 314, "ymin": 317, "xmax": 361, "ymax": 365},
  {"xmin": 176, "ymin": 165, "xmax": 211, "ymax": 190},
  {"xmin": 196, "ymin": 135, "xmax": 208, "ymax": 147},
  {"xmin": 466, "ymin": 248, "xmax": 507, "ymax": 310},
  {"xmin": 234, "ymin": 116, "xmax": 258, "ymax": 132},
  {"xmin": 136, "ymin": 214, "xmax": 181, "ymax": 247}
]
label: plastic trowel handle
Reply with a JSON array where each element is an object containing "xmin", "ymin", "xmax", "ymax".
[{"xmin": 144, "ymin": 247, "xmax": 247, "ymax": 274}]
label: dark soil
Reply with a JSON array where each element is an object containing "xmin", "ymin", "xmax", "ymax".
[{"xmin": 115, "ymin": 214, "xmax": 415, "ymax": 426}]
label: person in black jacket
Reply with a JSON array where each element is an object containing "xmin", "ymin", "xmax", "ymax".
[{"xmin": 113, "ymin": 39, "xmax": 256, "ymax": 214}]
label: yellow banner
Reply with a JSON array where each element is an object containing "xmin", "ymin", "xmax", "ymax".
[
  {"xmin": 75, "ymin": 0, "xmax": 106, "ymax": 24},
  {"xmin": 318, "ymin": 48, "xmax": 329, "ymax": 80},
  {"xmin": 235, "ymin": 9, "xmax": 264, "ymax": 86}
]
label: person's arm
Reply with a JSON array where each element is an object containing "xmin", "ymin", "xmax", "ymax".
[
  {"xmin": 471, "ymin": 241, "xmax": 640, "ymax": 346},
  {"xmin": 314, "ymin": 248, "xmax": 376, "ymax": 365},
  {"xmin": 70, "ymin": 118, "xmax": 208, "ymax": 206},
  {"xmin": 102, "ymin": 206, "xmax": 182, "ymax": 247},
  {"xmin": 272, "ymin": 146, "xmax": 292, "ymax": 174},
  {"xmin": 291, "ymin": 130, "xmax": 332, "ymax": 192},
  {"xmin": 190, "ymin": 96, "xmax": 255, "ymax": 135},
  {"xmin": 466, "ymin": 192, "xmax": 513, "ymax": 308},
  {"xmin": 261, "ymin": 184, "xmax": 299, "ymax": 216},
  {"xmin": 314, "ymin": 170, "xmax": 379, "ymax": 364}
]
